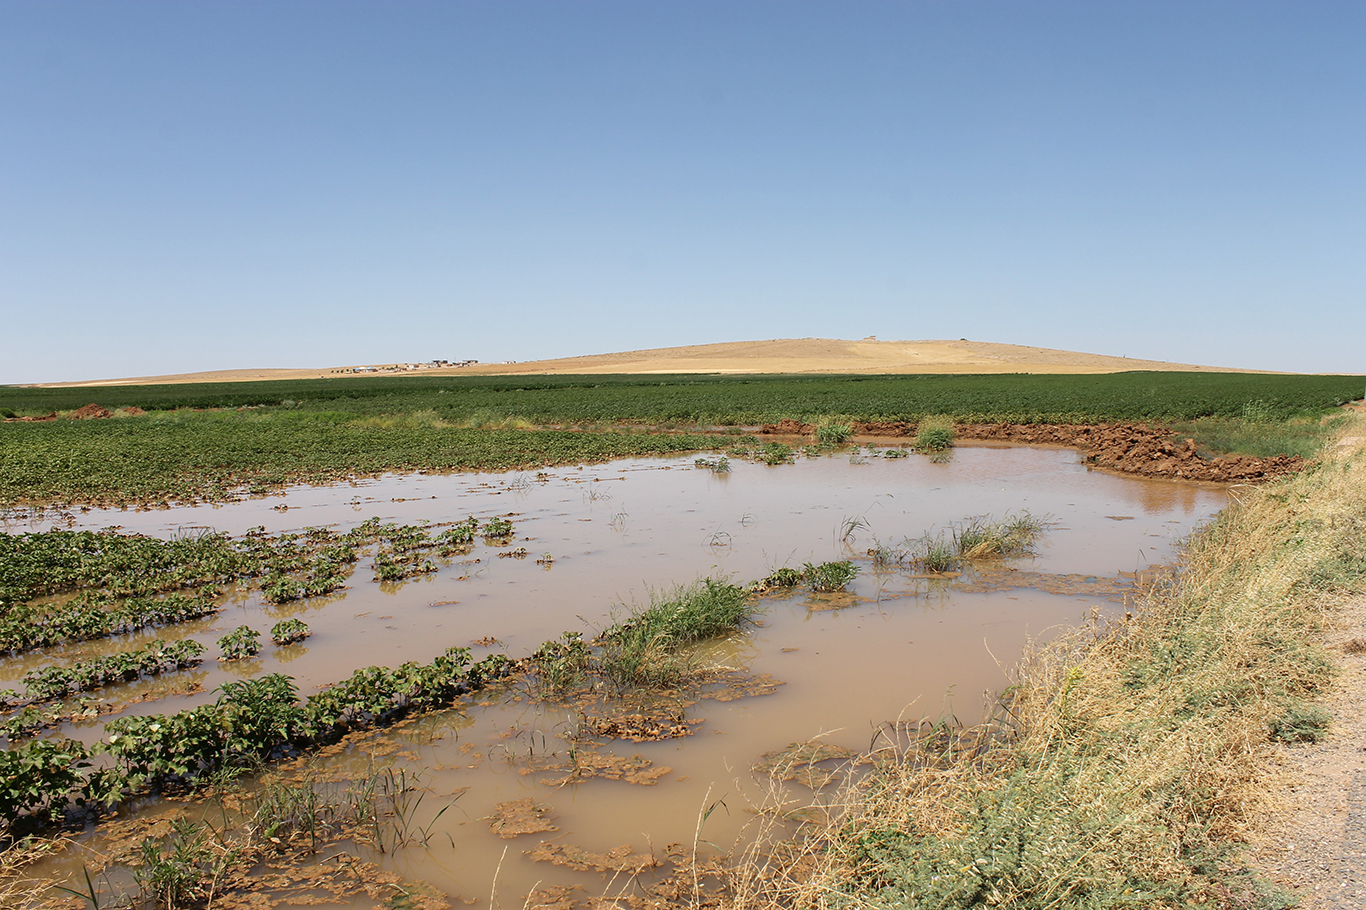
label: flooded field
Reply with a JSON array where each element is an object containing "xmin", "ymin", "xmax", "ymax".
[{"xmin": 4, "ymin": 444, "xmax": 1228, "ymax": 908}]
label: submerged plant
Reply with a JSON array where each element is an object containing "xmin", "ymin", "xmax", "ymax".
[
  {"xmin": 694, "ymin": 455, "xmax": 731, "ymax": 473},
  {"xmin": 760, "ymin": 443, "xmax": 794, "ymax": 466},
  {"xmin": 21, "ymin": 639, "xmax": 205, "ymax": 702},
  {"xmin": 531, "ymin": 632, "xmax": 592, "ymax": 694},
  {"xmin": 753, "ymin": 567, "xmax": 804, "ymax": 592},
  {"xmin": 270, "ymin": 619, "xmax": 310, "ymax": 646},
  {"xmin": 217, "ymin": 626, "xmax": 261, "ymax": 661},
  {"xmin": 803, "ymin": 560, "xmax": 859, "ymax": 593},
  {"xmin": 481, "ymin": 516, "xmax": 515, "ymax": 541}
]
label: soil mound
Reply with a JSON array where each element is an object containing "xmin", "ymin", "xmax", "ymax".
[
  {"xmin": 762, "ymin": 418, "xmax": 812, "ymax": 435},
  {"xmin": 68, "ymin": 403, "xmax": 111, "ymax": 419},
  {"xmin": 958, "ymin": 423, "xmax": 1304, "ymax": 483}
]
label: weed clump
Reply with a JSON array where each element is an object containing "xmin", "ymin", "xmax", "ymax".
[
  {"xmin": 914, "ymin": 415, "xmax": 956, "ymax": 452},
  {"xmin": 892, "ymin": 512, "xmax": 1047, "ymax": 573},
  {"xmin": 1269, "ymin": 702, "xmax": 1332, "ymax": 742},
  {"xmin": 598, "ymin": 579, "xmax": 754, "ymax": 688},
  {"xmin": 815, "ymin": 423, "xmax": 854, "ymax": 446},
  {"xmin": 802, "ymin": 560, "xmax": 859, "ymax": 593}
]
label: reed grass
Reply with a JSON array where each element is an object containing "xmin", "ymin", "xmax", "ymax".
[{"xmin": 729, "ymin": 433, "xmax": 1366, "ymax": 908}]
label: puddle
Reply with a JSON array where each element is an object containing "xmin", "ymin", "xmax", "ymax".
[{"xmin": 4, "ymin": 446, "xmax": 1227, "ymax": 907}]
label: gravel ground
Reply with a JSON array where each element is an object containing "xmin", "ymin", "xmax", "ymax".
[{"xmin": 1250, "ymin": 595, "xmax": 1366, "ymax": 909}]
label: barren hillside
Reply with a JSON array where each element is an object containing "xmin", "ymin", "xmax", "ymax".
[{"xmin": 34, "ymin": 338, "xmax": 1247, "ymax": 387}]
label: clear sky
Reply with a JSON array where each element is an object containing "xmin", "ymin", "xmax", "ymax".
[{"xmin": 3, "ymin": 1, "xmax": 1363, "ymax": 383}]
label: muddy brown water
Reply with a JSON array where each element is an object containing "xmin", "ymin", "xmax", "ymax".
[{"xmin": 5, "ymin": 445, "xmax": 1227, "ymax": 907}]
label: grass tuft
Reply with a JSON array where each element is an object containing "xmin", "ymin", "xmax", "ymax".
[
  {"xmin": 598, "ymin": 579, "xmax": 755, "ymax": 688},
  {"xmin": 913, "ymin": 415, "xmax": 955, "ymax": 452}
]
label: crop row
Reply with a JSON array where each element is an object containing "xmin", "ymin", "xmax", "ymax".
[
  {"xmin": 0, "ymin": 517, "xmax": 519, "ymax": 653},
  {"xmin": 19, "ymin": 639, "xmax": 205, "ymax": 703},
  {"xmin": 0, "ymin": 592, "xmax": 220, "ymax": 655},
  {"xmin": 1, "ymin": 557, "xmax": 866, "ymax": 833},
  {"xmin": 0, "ymin": 649, "xmax": 513, "ymax": 833}
]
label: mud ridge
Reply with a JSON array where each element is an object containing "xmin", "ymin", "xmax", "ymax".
[{"xmin": 760, "ymin": 420, "xmax": 1304, "ymax": 483}]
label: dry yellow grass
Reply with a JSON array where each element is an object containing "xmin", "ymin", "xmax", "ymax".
[{"xmin": 727, "ymin": 433, "xmax": 1366, "ymax": 908}]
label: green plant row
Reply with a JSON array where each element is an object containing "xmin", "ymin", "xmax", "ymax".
[
  {"xmin": 1, "ymin": 561, "xmax": 853, "ymax": 834},
  {"xmin": 18, "ymin": 639, "xmax": 205, "ymax": 703},
  {"xmin": 0, "ymin": 592, "xmax": 219, "ymax": 655},
  {"xmin": 0, "ymin": 649, "xmax": 513, "ymax": 835},
  {"xmin": 370, "ymin": 516, "xmax": 511, "ymax": 582},
  {"xmin": 0, "ymin": 518, "xmax": 518, "ymax": 654}
]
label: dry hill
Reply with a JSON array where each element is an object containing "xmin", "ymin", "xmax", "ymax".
[{"xmin": 35, "ymin": 338, "xmax": 1246, "ymax": 387}]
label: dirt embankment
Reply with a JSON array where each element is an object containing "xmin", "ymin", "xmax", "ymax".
[
  {"xmin": 3, "ymin": 403, "xmax": 144, "ymax": 422},
  {"xmin": 762, "ymin": 419, "xmax": 1304, "ymax": 483}
]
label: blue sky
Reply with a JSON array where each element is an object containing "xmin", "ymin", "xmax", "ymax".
[{"xmin": 3, "ymin": 1, "xmax": 1363, "ymax": 383}]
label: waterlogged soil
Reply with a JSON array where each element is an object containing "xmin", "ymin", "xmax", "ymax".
[
  {"xmin": 761, "ymin": 420, "xmax": 1305, "ymax": 482},
  {"xmin": 4, "ymin": 446, "xmax": 1228, "ymax": 908}
]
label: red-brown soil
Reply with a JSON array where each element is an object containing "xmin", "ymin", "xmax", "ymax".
[
  {"xmin": 760, "ymin": 420, "xmax": 1305, "ymax": 483},
  {"xmin": 68, "ymin": 403, "xmax": 112, "ymax": 419}
]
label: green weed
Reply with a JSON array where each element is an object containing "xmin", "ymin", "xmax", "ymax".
[
  {"xmin": 815, "ymin": 423, "xmax": 854, "ymax": 446},
  {"xmin": 598, "ymin": 579, "xmax": 754, "ymax": 688},
  {"xmin": 802, "ymin": 561, "xmax": 859, "ymax": 593},
  {"xmin": 914, "ymin": 415, "xmax": 956, "ymax": 452},
  {"xmin": 1269, "ymin": 702, "xmax": 1332, "ymax": 743}
]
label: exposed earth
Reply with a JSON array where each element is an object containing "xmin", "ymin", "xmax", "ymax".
[{"xmin": 31, "ymin": 337, "xmax": 1253, "ymax": 387}]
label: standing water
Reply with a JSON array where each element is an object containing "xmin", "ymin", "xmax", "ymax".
[{"xmin": 6, "ymin": 444, "xmax": 1226, "ymax": 907}]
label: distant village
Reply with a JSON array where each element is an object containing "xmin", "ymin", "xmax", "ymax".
[{"xmin": 336, "ymin": 359, "xmax": 508, "ymax": 375}]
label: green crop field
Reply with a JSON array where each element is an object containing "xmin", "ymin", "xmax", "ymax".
[
  {"xmin": 2, "ymin": 371, "xmax": 1362, "ymax": 509},
  {"xmin": 2, "ymin": 371, "xmax": 1362, "ymax": 424}
]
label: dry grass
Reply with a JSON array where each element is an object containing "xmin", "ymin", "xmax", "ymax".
[
  {"xmin": 727, "ymin": 434, "xmax": 1366, "ymax": 909},
  {"xmin": 0, "ymin": 836, "xmax": 71, "ymax": 908}
]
